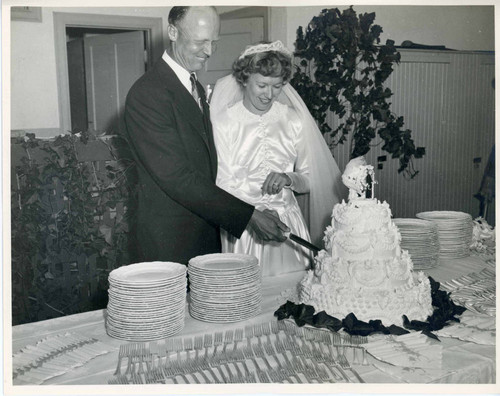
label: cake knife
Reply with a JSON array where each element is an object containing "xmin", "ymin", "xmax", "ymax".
[{"xmin": 286, "ymin": 232, "xmax": 321, "ymax": 254}]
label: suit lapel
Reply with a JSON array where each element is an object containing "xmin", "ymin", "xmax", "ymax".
[
  {"xmin": 156, "ymin": 61, "xmax": 209, "ymax": 147},
  {"xmin": 197, "ymin": 81, "xmax": 218, "ymax": 177},
  {"xmin": 155, "ymin": 60, "xmax": 217, "ymax": 178}
]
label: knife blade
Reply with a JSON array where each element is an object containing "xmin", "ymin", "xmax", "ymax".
[{"xmin": 288, "ymin": 233, "xmax": 322, "ymax": 254}]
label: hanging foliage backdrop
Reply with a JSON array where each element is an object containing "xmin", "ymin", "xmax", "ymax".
[{"xmin": 291, "ymin": 6, "xmax": 425, "ymax": 177}]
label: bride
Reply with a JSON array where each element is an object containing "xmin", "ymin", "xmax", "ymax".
[{"xmin": 210, "ymin": 41, "xmax": 345, "ymax": 277}]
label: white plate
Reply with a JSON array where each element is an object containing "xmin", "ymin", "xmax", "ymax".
[
  {"xmin": 188, "ymin": 253, "xmax": 258, "ymax": 272},
  {"xmin": 109, "ymin": 261, "xmax": 187, "ymax": 284}
]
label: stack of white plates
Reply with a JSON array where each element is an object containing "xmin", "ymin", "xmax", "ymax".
[
  {"xmin": 188, "ymin": 253, "xmax": 262, "ymax": 323},
  {"xmin": 393, "ymin": 218, "xmax": 440, "ymax": 270},
  {"xmin": 416, "ymin": 211, "xmax": 473, "ymax": 259},
  {"xmin": 106, "ymin": 262, "xmax": 187, "ymax": 341}
]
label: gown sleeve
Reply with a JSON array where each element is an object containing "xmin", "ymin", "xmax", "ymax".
[
  {"xmin": 213, "ymin": 111, "xmax": 236, "ymax": 193},
  {"xmin": 285, "ymin": 108, "xmax": 310, "ymax": 194}
]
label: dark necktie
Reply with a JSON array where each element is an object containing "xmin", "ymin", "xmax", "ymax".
[{"xmin": 190, "ymin": 73, "xmax": 203, "ymax": 111}]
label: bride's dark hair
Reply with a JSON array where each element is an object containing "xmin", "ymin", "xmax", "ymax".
[{"xmin": 232, "ymin": 50, "xmax": 292, "ymax": 86}]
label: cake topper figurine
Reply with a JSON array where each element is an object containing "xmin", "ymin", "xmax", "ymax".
[{"xmin": 342, "ymin": 156, "xmax": 376, "ymax": 200}]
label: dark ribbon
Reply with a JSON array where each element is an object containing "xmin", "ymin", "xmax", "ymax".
[{"xmin": 274, "ymin": 277, "xmax": 467, "ymax": 340}]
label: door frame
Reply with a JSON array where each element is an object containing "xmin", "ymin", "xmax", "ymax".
[
  {"xmin": 220, "ymin": 6, "xmax": 269, "ymax": 41},
  {"xmin": 54, "ymin": 12, "xmax": 163, "ymax": 134}
]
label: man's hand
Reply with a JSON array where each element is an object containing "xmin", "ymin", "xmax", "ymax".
[{"xmin": 247, "ymin": 209, "xmax": 289, "ymax": 242}]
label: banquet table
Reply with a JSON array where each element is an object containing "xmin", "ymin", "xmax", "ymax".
[{"xmin": 9, "ymin": 252, "xmax": 496, "ymax": 388}]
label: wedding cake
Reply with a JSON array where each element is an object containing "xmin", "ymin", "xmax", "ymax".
[{"xmin": 298, "ymin": 157, "xmax": 433, "ymax": 326}]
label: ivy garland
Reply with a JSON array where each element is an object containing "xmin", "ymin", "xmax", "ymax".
[
  {"xmin": 11, "ymin": 131, "xmax": 136, "ymax": 325},
  {"xmin": 291, "ymin": 7, "xmax": 425, "ymax": 178}
]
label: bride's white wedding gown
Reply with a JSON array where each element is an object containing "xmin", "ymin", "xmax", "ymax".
[{"xmin": 213, "ymin": 100, "xmax": 312, "ymax": 277}]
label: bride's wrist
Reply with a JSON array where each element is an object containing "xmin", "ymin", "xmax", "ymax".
[{"xmin": 282, "ymin": 173, "xmax": 293, "ymax": 188}]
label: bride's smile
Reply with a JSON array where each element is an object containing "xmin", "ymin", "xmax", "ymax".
[{"xmin": 242, "ymin": 74, "xmax": 285, "ymax": 115}]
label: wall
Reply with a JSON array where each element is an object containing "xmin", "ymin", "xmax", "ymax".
[
  {"xmin": 283, "ymin": 5, "xmax": 495, "ymax": 52},
  {"xmin": 330, "ymin": 50, "xmax": 495, "ymax": 222},
  {"xmin": 9, "ymin": 5, "xmax": 495, "ymax": 135},
  {"xmin": 10, "ymin": 7, "xmax": 172, "ymax": 136}
]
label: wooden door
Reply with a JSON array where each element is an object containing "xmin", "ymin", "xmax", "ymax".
[
  {"xmin": 84, "ymin": 31, "xmax": 145, "ymax": 134},
  {"xmin": 197, "ymin": 17, "xmax": 264, "ymax": 93},
  {"xmin": 67, "ymin": 38, "xmax": 88, "ymax": 133}
]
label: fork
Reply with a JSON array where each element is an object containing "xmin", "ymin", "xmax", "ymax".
[
  {"xmin": 300, "ymin": 339, "xmax": 314, "ymax": 359},
  {"xmin": 253, "ymin": 323, "xmax": 263, "ymax": 335},
  {"xmin": 298, "ymin": 356, "xmax": 319, "ymax": 382},
  {"xmin": 157, "ymin": 341, "xmax": 168, "ymax": 370},
  {"xmin": 184, "ymin": 337, "xmax": 193, "ymax": 351},
  {"xmin": 125, "ymin": 343, "xmax": 140, "ymax": 375},
  {"xmin": 289, "ymin": 355, "xmax": 310, "ymax": 382},
  {"xmin": 338, "ymin": 354, "xmax": 365, "ymax": 383},
  {"xmin": 316, "ymin": 364, "xmax": 335, "ymax": 383},
  {"xmin": 194, "ymin": 335, "xmax": 208, "ymax": 370},
  {"xmin": 161, "ymin": 363, "xmax": 178, "ymax": 384},
  {"xmin": 189, "ymin": 347, "xmax": 212, "ymax": 384},
  {"xmin": 219, "ymin": 330, "xmax": 234, "ymax": 364},
  {"xmin": 277, "ymin": 319, "xmax": 287, "ymax": 333},
  {"xmin": 310, "ymin": 341, "xmax": 325, "ymax": 362},
  {"xmin": 212, "ymin": 331, "xmax": 224, "ymax": 360},
  {"xmin": 130, "ymin": 370, "xmax": 143, "ymax": 384},
  {"xmin": 270, "ymin": 320, "xmax": 279, "ymax": 335},
  {"xmin": 173, "ymin": 337, "xmax": 183, "ymax": 359},
  {"xmin": 252, "ymin": 343, "xmax": 273, "ymax": 371},
  {"xmin": 183, "ymin": 351, "xmax": 201, "ymax": 384},
  {"xmin": 263, "ymin": 339, "xmax": 287, "ymax": 378},
  {"xmin": 244, "ymin": 325, "xmax": 254, "ymax": 339},
  {"xmin": 200, "ymin": 335, "xmax": 222, "ymax": 385},
  {"xmin": 327, "ymin": 344, "xmax": 350, "ymax": 382},
  {"xmin": 234, "ymin": 328, "xmax": 244, "ymax": 343},
  {"xmin": 229, "ymin": 349, "xmax": 245, "ymax": 380},
  {"xmin": 256, "ymin": 368, "xmax": 271, "ymax": 383},
  {"xmin": 268, "ymin": 369, "xmax": 282, "ymax": 383},
  {"xmin": 283, "ymin": 336, "xmax": 301, "ymax": 357},
  {"xmin": 172, "ymin": 356, "xmax": 192, "ymax": 384},
  {"xmin": 231, "ymin": 328, "xmax": 244, "ymax": 363},
  {"xmin": 274, "ymin": 335, "xmax": 286, "ymax": 355},
  {"xmin": 280, "ymin": 351, "xmax": 303, "ymax": 383},
  {"xmin": 149, "ymin": 341, "xmax": 159, "ymax": 371},
  {"xmin": 203, "ymin": 333, "xmax": 212, "ymax": 363},
  {"xmin": 240, "ymin": 359, "xmax": 257, "ymax": 383},
  {"xmin": 114, "ymin": 343, "xmax": 129, "ymax": 376},
  {"xmin": 266, "ymin": 344, "xmax": 291, "ymax": 380},
  {"xmin": 261, "ymin": 322, "xmax": 271, "ymax": 337}
]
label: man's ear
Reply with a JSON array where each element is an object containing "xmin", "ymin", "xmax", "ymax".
[{"xmin": 167, "ymin": 24, "xmax": 178, "ymax": 42}]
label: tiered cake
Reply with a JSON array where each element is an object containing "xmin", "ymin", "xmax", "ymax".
[{"xmin": 299, "ymin": 157, "xmax": 433, "ymax": 326}]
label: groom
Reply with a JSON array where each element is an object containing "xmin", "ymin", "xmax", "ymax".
[{"xmin": 123, "ymin": 6, "xmax": 289, "ymax": 264}]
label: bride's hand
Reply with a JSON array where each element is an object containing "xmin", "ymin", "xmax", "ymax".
[{"xmin": 261, "ymin": 172, "xmax": 292, "ymax": 195}]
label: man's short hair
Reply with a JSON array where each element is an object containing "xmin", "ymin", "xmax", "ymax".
[
  {"xmin": 168, "ymin": 6, "xmax": 190, "ymax": 26},
  {"xmin": 168, "ymin": 6, "xmax": 218, "ymax": 27}
]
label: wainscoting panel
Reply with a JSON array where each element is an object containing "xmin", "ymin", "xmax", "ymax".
[{"xmin": 329, "ymin": 50, "xmax": 495, "ymax": 222}]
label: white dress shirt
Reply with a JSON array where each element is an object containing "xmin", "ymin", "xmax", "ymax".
[{"xmin": 162, "ymin": 50, "xmax": 194, "ymax": 94}]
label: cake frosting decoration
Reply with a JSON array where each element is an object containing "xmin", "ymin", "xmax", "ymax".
[{"xmin": 298, "ymin": 156, "xmax": 433, "ymax": 326}]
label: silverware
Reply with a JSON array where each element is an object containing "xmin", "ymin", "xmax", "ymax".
[
  {"xmin": 338, "ymin": 354, "xmax": 365, "ymax": 383},
  {"xmin": 114, "ymin": 343, "xmax": 128, "ymax": 376}
]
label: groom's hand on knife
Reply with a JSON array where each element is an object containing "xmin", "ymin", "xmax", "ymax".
[{"xmin": 247, "ymin": 209, "xmax": 289, "ymax": 242}]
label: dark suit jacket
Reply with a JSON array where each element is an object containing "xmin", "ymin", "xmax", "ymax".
[{"xmin": 123, "ymin": 59, "xmax": 254, "ymax": 264}]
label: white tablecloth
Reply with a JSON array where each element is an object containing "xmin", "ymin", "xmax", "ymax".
[{"xmin": 8, "ymin": 253, "xmax": 496, "ymax": 390}]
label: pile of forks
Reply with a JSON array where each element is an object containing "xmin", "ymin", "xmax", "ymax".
[
  {"xmin": 439, "ymin": 266, "xmax": 496, "ymax": 316},
  {"xmin": 108, "ymin": 320, "xmax": 368, "ymax": 384},
  {"xmin": 13, "ymin": 332, "xmax": 110, "ymax": 385}
]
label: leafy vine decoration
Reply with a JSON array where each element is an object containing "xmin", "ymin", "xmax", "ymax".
[
  {"xmin": 291, "ymin": 7, "xmax": 425, "ymax": 177},
  {"xmin": 11, "ymin": 131, "xmax": 136, "ymax": 325}
]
